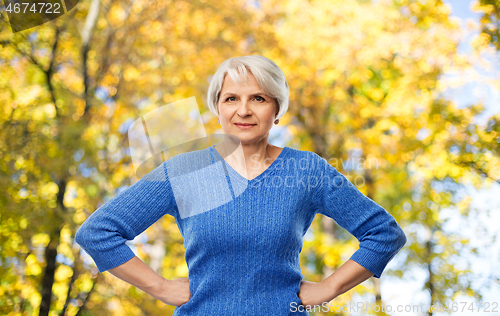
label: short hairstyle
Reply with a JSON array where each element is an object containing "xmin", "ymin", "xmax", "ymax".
[{"xmin": 206, "ymin": 55, "xmax": 289, "ymax": 120}]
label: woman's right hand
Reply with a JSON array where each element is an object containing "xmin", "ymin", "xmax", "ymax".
[{"xmin": 157, "ymin": 277, "xmax": 191, "ymax": 307}]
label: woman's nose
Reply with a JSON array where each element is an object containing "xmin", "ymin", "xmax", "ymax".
[{"xmin": 238, "ymin": 99, "xmax": 252, "ymax": 117}]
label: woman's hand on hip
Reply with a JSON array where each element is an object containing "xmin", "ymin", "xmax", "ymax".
[
  {"xmin": 156, "ymin": 277, "xmax": 191, "ymax": 307},
  {"xmin": 297, "ymin": 280, "xmax": 335, "ymax": 309}
]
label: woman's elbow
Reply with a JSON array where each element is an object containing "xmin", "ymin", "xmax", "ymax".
[
  {"xmin": 74, "ymin": 226, "xmax": 86, "ymax": 248},
  {"xmin": 396, "ymin": 225, "xmax": 407, "ymax": 250},
  {"xmin": 74, "ymin": 222, "xmax": 92, "ymax": 249}
]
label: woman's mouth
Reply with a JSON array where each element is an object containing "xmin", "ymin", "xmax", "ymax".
[{"xmin": 235, "ymin": 123, "xmax": 256, "ymax": 129}]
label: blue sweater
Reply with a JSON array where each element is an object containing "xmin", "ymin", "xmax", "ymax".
[{"xmin": 75, "ymin": 145, "xmax": 406, "ymax": 315}]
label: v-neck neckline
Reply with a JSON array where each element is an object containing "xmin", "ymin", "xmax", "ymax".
[{"xmin": 210, "ymin": 145, "xmax": 289, "ymax": 183}]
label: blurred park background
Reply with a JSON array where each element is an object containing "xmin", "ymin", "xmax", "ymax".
[{"xmin": 1, "ymin": 0, "xmax": 500, "ymax": 315}]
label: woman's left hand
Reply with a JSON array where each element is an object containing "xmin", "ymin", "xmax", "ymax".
[{"xmin": 297, "ymin": 280, "xmax": 336, "ymax": 309}]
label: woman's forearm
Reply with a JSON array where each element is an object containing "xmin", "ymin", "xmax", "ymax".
[
  {"xmin": 106, "ymin": 256, "xmax": 191, "ymax": 307},
  {"xmin": 322, "ymin": 259, "xmax": 374, "ymax": 299},
  {"xmin": 108, "ymin": 256, "xmax": 165, "ymax": 297}
]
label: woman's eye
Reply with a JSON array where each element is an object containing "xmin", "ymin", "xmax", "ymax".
[{"xmin": 225, "ymin": 96, "xmax": 265, "ymax": 102}]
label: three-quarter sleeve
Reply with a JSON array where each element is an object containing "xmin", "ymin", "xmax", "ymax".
[
  {"xmin": 74, "ymin": 161, "xmax": 178, "ymax": 273},
  {"xmin": 313, "ymin": 159, "xmax": 406, "ymax": 278}
]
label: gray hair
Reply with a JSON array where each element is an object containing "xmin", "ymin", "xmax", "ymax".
[{"xmin": 206, "ymin": 55, "xmax": 289, "ymax": 120}]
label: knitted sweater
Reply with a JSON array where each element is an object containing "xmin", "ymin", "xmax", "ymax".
[{"xmin": 75, "ymin": 145, "xmax": 407, "ymax": 315}]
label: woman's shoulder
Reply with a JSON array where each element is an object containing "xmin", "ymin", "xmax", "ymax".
[
  {"xmin": 167, "ymin": 146, "xmax": 211, "ymax": 162},
  {"xmin": 284, "ymin": 146, "xmax": 326, "ymax": 163},
  {"xmin": 164, "ymin": 147, "xmax": 213, "ymax": 176},
  {"xmin": 279, "ymin": 147, "xmax": 329, "ymax": 177}
]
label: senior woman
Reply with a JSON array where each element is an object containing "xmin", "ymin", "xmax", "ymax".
[{"xmin": 75, "ymin": 55, "xmax": 407, "ymax": 315}]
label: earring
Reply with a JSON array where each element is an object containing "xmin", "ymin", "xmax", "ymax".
[
  {"xmin": 217, "ymin": 118, "xmax": 220, "ymax": 123},
  {"xmin": 274, "ymin": 119, "xmax": 279, "ymax": 125}
]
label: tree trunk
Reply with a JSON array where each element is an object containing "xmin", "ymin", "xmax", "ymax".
[
  {"xmin": 39, "ymin": 230, "xmax": 61, "ymax": 316},
  {"xmin": 425, "ymin": 237, "xmax": 435, "ymax": 316}
]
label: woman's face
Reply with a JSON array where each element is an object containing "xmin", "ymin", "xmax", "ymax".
[{"xmin": 217, "ymin": 72, "xmax": 278, "ymax": 145}]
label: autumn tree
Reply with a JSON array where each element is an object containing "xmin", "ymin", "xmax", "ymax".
[{"xmin": 474, "ymin": 0, "xmax": 500, "ymax": 50}]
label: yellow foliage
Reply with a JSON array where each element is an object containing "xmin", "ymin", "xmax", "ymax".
[
  {"xmin": 471, "ymin": 32, "xmax": 492, "ymax": 49},
  {"xmin": 369, "ymin": 88, "xmax": 385, "ymax": 101},
  {"xmin": 124, "ymin": 66, "xmax": 140, "ymax": 82},
  {"xmin": 25, "ymin": 254, "xmax": 42, "ymax": 276},
  {"xmin": 77, "ymin": 275, "xmax": 95, "ymax": 292},
  {"xmin": 360, "ymin": 106, "xmax": 371, "ymax": 118},
  {"xmin": 19, "ymin": 218, "xmax": 27, "ymax": 229},
  {"xmin": 40, "ymin": 182, "xmax": 59, "ymax": 200},
  {"xmin": 55, "ymin": 265, "xmax": 73, "ymax": 282},
  {"xmin": 14, "ymin": 158, "xmax": 25, "ymax": 172},
  {"xmin": 176, "ymin": 263, "xmax": 189, "ymax": 277},
  {"xmin": 29, "ymin": 291, "xmax": 41, "ymax": 309},
  {"xmin": 333, "ymin": 86, "xmax": 348, "ymax": 101},
  {"xmin": 31, "ymin": 233, "xmax": 50, "ymax": 247}
]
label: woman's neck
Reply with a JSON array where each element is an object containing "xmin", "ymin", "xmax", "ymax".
[{"xmin": 214, "ymin": 140, "xmax": 277, "ymax": 179}]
